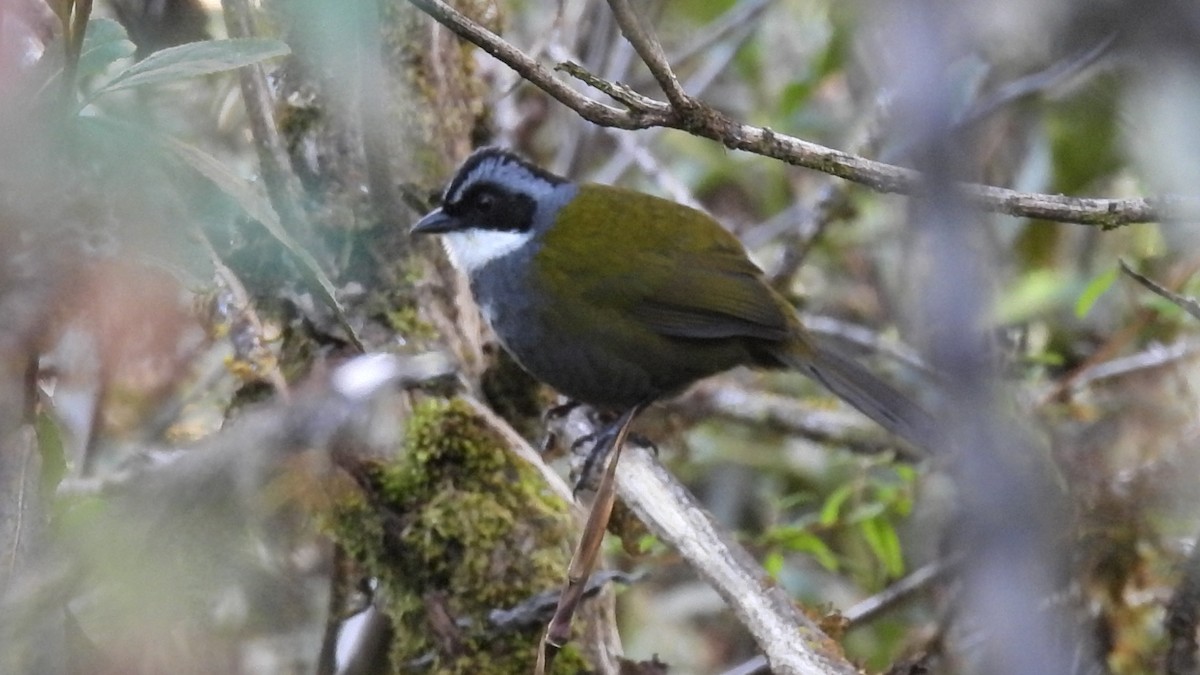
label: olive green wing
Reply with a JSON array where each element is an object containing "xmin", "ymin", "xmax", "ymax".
[
  {"xmin": 628, "ymin": 247, "xmax": 792, "ymax": 340},
  {"xmin": 553, "ymin": 183, "xmax": 793, "ymax": 341}
]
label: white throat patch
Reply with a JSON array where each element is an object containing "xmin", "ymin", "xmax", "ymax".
[{"xmin": 440, "ymin": 228, "xmax": 533, "ymax": 273}]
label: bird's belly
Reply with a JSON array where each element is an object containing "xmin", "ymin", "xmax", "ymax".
[
  {"xmin": 471, "ymin": 260, "xmax": 752, "ymax": 409},
  {"xmin": 486, "ymin": 301, "xmax": 745, "ymax": 410},
  {"xmin": 493, "ymin": 312, "xmax": 655, "ymax": 408}
]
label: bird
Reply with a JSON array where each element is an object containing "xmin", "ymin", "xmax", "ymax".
[{"xmin": 411, "ymin": 147, "xmax": 934, "ymax": 454}]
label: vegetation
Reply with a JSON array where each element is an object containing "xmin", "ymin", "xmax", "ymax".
[{"xmin": 0, "ymin": 1, "xmax": 1198, "ymax": 674}]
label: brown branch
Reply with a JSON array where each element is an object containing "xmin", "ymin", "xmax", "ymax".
[
  {"xmin": 405, "ymin": 0, "xmax": 1198, "ymax": 227},
  {"xmin": 605, "ymin": 0, "xmax": 691, "ymax": 111},
  {"xmin": 407, "ymin": 0, "xmax": 671, "ymax": 128}
]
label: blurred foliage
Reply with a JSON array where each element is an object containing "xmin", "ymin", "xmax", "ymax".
[{"xmin": 3, "ymin": 0, "xmax": 1200, "ymax": 674}]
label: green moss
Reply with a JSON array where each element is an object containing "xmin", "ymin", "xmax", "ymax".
[{"xmin": 325, "ymin": 398, "xmax": 587, "ymax": 674}]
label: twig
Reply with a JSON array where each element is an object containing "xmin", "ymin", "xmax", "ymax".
[
  {"xmin": 605, "ymin": 0, "xmax": 691, "ymax": 111},
  {"xmin": 1119, "ymin": 258, "xmax": 1200, "ymax": 322},
  {"xmin": 592, "ymin": 2, "xmax": 761, "ymax": 186},
  {"xmin": 955, "ymin": 33, "xmax": 1116, "ymax": 130},
  {"xmin": 197, "ymin": 230, "xmax": 291, "ymax": 400},
  {"xmin": 844, "ymin": 559, "xmax": 950, "ymax": 625},
  {"xmin": 405, "ymin": 0, "xmax": 1197, "ymax": 227},
  {"xmin": 1067, "ymin": 339, "xmax": 1200, "ymax": 391},
  {"xmin": 221, "ymin": 0, "xmax": 365, "ymax": 353}
]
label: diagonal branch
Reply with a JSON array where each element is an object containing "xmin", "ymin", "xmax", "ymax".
[
  {"xmin": 605, "ymin": 0, "xmax": 692, "ymax": 111},
  {"xmin": 406, "ymin": 0, "xmax": 1199, "ymax": 228}
]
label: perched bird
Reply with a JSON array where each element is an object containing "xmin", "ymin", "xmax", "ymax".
[{"xmin": 412, "ymin": 147, "xmax": 933, "ymax": 451}]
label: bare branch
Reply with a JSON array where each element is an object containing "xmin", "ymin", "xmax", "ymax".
[
  {"xmin": 407, "ymin": 0, "xmax": 671, "ymax": 129},
  {"xmin": 605, "ymin": 0, "xmax": 691, "ymax": 111},
  {"xmin": 613, "ymin": 441, "xmax": 859, "ymax": 675},
  {"xmin": 405, "ymin": 0, "xmax": 1198, "ymax": 227},
  {"xmin": 1119, "ymin": 258, "xmax": 1200, "ymax": 323}
]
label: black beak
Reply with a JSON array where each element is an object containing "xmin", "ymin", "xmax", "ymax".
[{"xmin": 411, "ymin": 208, "xmax": 456, "ymax": 235}]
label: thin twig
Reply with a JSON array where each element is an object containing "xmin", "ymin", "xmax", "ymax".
[
  {"xmin": 844, "ymin": 559, "xmax": 950, "ymax": 625},
  {"xmin": 1119, "ymin": 258, "xmax": 1200, "ymax": 322},
  {"xmin": 592, "ymin": 2, "xmax": 761, "ymax": 186},
  {"xmin": 956, "ymin": 33, "xmax": 1116, "ymax": 130},
  {"xmin": 405, "ymin": 0, "xmax": 1196, "ymax": 227},
  {"xmin": 1067, "ymin": 339, "xmax": 1200, "ymax": 391},
  {"xmin": 667, "ymin": 0, "xmax": 775, "ymax": 67},
  {"xmin": 605, "ymin": 0, "xmax": 691, "ymax": 111}
]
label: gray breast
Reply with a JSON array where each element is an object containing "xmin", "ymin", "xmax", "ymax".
[{"xmin": 468, "ymin": 250, "xmax": 657, "ymax": 409}]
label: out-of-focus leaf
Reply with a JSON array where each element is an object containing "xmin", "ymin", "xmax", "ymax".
[
  {"xmin": 782, "ymin": 531, "xmax": 840, "ymax": 572},
  {"xmin": 763, "ymin": 550, "xmax": 785, "ymax": 578},
  {"xmin": 819, "ymin": 483, "xmax": 855, "ymax": 527},
  {"xmin": 1048, "ymin": 77, "xmax": 1122, "ymax": 195},
  {"xmin": 77, "ymin": 18, "xmax": 136, "ymax": 82},
  {"xmin": 995, "ymin": 269, "xmax": 1070, "ymax": 323},
  {"xmin": 78, "ymin": 116, "xmax": 358, "ymax": 349},
  {"xmin": 845, "ymin": 501, "xmax": 887, "ymax": 524},
  {"xmin": 1075, "ymin": 266, "xmax": 1119, "ymax": 318},
  {"xmin": 860, "ymin": 517, "xmax": 905, "ymax": 578},
  {"xmin": 153, "ymin": 132, "xmax": 356, "ymax": 346},
  {"xmin": 88, "ymin": 38, "xmax": 289, "ymax": 100},
  {"xmin": 32, "ymin": 18, "xmax": 135, "ymax": 102},
  {"xmin": 35, "ymin": 411, "xmax": 67, "ymax": 495}
]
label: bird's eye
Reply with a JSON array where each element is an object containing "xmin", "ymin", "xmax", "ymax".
[{"xmin": 475, "ymin": 192, "xmax": 496, "ymax": 212}]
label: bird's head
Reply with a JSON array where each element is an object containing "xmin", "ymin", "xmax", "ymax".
[{"xmin": 411, "ymin": 147, "xmax": 576, "ymax": 274}]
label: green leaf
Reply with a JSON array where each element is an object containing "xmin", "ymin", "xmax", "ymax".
[
  {"xmin": 32, "ymin": 18, "xmax": 135, "ymax": 102},
  {"xmin": 819, "ymin": 483, "xmax": 855, "ymax": 527},
  {"xmin": 77, "ymin": 18, "xmax": 136, "ymax": 81},
  {"xmin": 156, "ymin": 133, "xmax": 358, "ymax": 348},
  {"xmin": 785, "ymin": 532, "xmax": 840, "ymax": 572},
  {"xmin": 78, "ymin": 116, "xmax": 360, "ymax": 350},
  {"xmin": 763, "ymin": 550, "xmax": 785, "ymax": 578},
  {"xmin": 1074, "ymin": 266, "xmax": 1119, "ymax": 318},
  {"xmin": 89, "ymin": 38, "xmax": 289, "ymax": 100},
  {"xmin": 35, "ymin": 411, "xmax": 67, "ymax": 494},
  {"xmin": 860, "ymin": 517, "xmax": 905, "ymax": 578},
  {"xmin": 994, "ymin": 269, "xmax": 1069, "ymax": 323}
]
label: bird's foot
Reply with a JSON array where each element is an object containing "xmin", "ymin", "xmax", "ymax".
[
  {"xmin": 538, "ymin": 400, "xmax": 585, "ymax": 457},
  {"xmin": 543, "ymin": 399, "xmax": 582, "ymax": 422},
  {"xmin": 571, "ymin": 426, "xmax": 657, "ymax": 495}
]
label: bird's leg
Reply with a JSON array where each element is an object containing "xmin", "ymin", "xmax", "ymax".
[
  {"xmin": 572, "ymin": 411, "xmax": 657, "ymax": 494},
  {"xmin": 543, "ymin": 398, "xmax": 582, "ymax": 421},
  {"xmin": 538, "ymin": 399, "xmax": 584, "ymax": 456}
]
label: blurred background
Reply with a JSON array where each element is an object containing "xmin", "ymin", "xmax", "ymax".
[{"xmin": 2, "ymin": 0, "xmax": 1200, "ymax": 673}]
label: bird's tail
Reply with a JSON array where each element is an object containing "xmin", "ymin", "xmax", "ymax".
[{"xmin": 776, "ymin": 342, "xmax": 936, "ymax": 451}]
